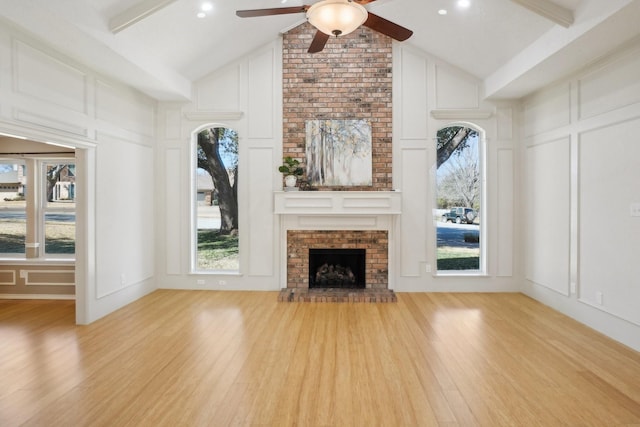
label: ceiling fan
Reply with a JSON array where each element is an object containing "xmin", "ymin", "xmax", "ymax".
[{"xmin": 236, "ymin": 0, "xmax": 413, "ymax": 53}]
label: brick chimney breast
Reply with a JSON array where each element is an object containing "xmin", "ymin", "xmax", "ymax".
[{"xmin": 282, "ymin": 22, "xmax": 393, "ymax": 191}]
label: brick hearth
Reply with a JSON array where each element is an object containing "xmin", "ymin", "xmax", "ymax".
[{"xmin": 278, "ymin": 288, "xmax": 396, "ymax": 303}]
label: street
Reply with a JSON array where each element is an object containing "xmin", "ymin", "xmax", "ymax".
[{"xmin": 437, "ymin": 221, "xmax": 479, "ymax": 248}]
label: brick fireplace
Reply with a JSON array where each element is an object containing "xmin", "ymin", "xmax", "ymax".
[
  {"xmin": 275, "ymin": 191, "xmax": 401, "ymax": 291},
  {"xmin": 277, "ymin": 23, "xmax": 398, "ymax": 298},
  {"xmin": 286, "ymin": 230, "xmax": 388, "ymax": 289}
]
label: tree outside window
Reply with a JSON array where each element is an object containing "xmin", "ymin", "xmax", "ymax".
[
  {"xmin": 435, "ymin": 125, "xmax": 483, "ymax": 272},
  {"xmin": 194, "ymin": 127, "xmax": 239, "ymax": 271}
]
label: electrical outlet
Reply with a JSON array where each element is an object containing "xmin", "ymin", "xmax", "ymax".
[
  {"xmin": 196, "ymin": 279, "xmax": 205, "ymax": 285},
  {"xmin": 425, "ymin": 264, "xmax": 432, "ymax": 273},
  {"xmin": 219, "ymin": 280, "xmax": 227, "ymax": 286},
  {"xmin": 596, "ymin": 291, "xmax": 603, "ymax": 305}
]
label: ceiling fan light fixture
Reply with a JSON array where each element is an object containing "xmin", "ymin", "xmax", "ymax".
[{"xmin": 306, "ymin": 0, "xmax": 368, "ymax": 37}]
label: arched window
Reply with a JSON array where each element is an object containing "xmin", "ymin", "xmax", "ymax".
[
  {"xmin": 435, "ymin": 123, "xmax": 486, "ymax": 274},
  {"xmin": 192, "ymin": 126, "xmax": 239, "ymax": 272}
]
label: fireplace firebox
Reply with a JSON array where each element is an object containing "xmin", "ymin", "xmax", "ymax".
[{"xmin": 309, "ymin": 248, "xmax": 366, "ymax": 289}]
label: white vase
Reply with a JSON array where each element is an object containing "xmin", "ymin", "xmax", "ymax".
[{"xmin": 284, "ymin": 175, "xmax": 297, "ymax": 188}]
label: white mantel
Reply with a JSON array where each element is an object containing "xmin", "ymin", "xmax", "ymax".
[
  {"xmin": 275, "ymin": 191, "xmax": 401, "ymax": 289},
  {"xmin": 274, "ymin": 191, "xmax": 402, "ymax": 216}
]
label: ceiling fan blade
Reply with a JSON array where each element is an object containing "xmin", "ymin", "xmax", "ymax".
[
  {"xmin": 352, "ymin": 0, "xmax": 378, "ymax": 4},
  {"xmin": 236, "ymin": 6, "xmax": 309, "ymax": 18},
  {"xmin": 363, "ymin": 12, "xmax": 413, "ymax": 41},
  {"xmin": 308, "ymin": 31, "xmax": 330, "ymax": 53}
]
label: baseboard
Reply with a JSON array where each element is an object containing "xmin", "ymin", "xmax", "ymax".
[{"xmin": 0, "ymin": 294, "xmax": 75, "ymax": 300}]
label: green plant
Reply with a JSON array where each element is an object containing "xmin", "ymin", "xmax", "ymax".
[
  {"xmin": 278, "ymin": 156, "xmax": 303, "ymax": 176},
  {"xmin": 463, "ymin": 233, "xmax": 479, "ymax": 243}
]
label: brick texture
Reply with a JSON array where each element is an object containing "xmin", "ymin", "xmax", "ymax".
[
  {"xmin": 287, "ymin": 230, "xmax": 389, "ymax": 289},
  {"xmin": 282, "ymin": 22, "xmax": 393, "ymax": 191}
]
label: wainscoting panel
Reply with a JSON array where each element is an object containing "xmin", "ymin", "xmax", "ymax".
[
  {"xmin": 523, "ymin": 83, "xmax": 571, "ymax": 137},
  {"xmin": 497, "ymin": 149, "xmax": 514, "ymax": 277},
  {"xmin": 248, "ymin": 47, "xmax": 276, "ymax": 140},
  {"xmin": 22, "ymin": 269, "xmax": 74, "ymax": 286},
  {"xmin": 0, "ymin": 270, "xmax": 16, "ymax": 285},
  {"xmin": 398, "ymin": 48, "xmax": 428, "ymax": 140},
  {"xmin": 247, "ymin": 147, "xmax": 274, "ymax": 276},
  {"xmin": 13, "ymin": 39, "xmax": 87, "ymax": 114},
  {"xmin": 400, "ymin": 147, "xmax": 428, "ymax": 277},
  {"xmin": 434, "ymin": 64, "xmax": 479, "ymax": 110},
  {"xmin": 578, "ymin": 117, "xmax": 640, "ymax": 326},
  {"xmin": 525, "ymin": 137, "xmax": 570, "ymax": 295},
  {"xmin": 95, "ymin": 79, "xmax": 155, "ymax": 138},
  {"xmin": 195, "ymin": 63, "xmax": 241, "ymax": 112},
  {"xmin": 578, "ymin": 45, "xmax": 640, "ymax": 120}
]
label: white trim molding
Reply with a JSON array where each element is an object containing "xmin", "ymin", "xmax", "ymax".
[
  {"xmin": 183, "ymin": 111, "xmax": 244, "ymax": 122},
  {"xmin": 430, "ymin": 109, "xmax": 494, "ymax": 120},
  {"xmin": 509, "ymin": 0, "xmax": 574, "ymax": 28},
  {"xmin": 0, "ymin": 294, "xmax": 75, "ymax": 300},
  {"xmin": 20, "ymin": 269, "xmax": 75, "ymax": 286},
  {"xmin": 0, "ymin": 270, "xmax": 17, "ymax": 285}
]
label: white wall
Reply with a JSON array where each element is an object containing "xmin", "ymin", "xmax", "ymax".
[
  {"xmin": 157, "ymin": 39, "xmax": 519, "ymax": 293},
  {"xmin": 392, "ymin": 44, "xmax": 519, "ymax": 292},
  {"xmin": 0, "ymin": 21, "xmax": 157, "ymax": 323},
  {"xmin": 521, "ymin": 41, "xmax": 640, "ymax": 351},
  {"xmin": 155, "ymin": 41, "xmax": 283, "ymax": 290}
]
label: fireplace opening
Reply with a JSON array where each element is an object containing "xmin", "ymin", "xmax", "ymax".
[{"xmin": 309, "ymin": 248, "xmax": 366, "ymax": 289}]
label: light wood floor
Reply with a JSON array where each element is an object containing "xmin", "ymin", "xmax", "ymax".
[{"xmin": 2, "ymin": 291, "xmax": 640, "ymax": 426}]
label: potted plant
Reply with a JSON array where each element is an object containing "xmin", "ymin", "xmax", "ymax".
[{"xmin": 278, "ymin": 156, "xmax": 304, "ymax": 189}]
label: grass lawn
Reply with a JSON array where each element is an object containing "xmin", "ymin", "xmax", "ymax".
[
  {"xmin": 0, "ymin": 220, "xmax": 74, "ymax": 254},
  {"xmin": 437, "ymin": 246, "xmax": 479, "ymax": 270},
  {"xmin": 197, "ymin": 230, "xmax": 239, "ymax": 270}
]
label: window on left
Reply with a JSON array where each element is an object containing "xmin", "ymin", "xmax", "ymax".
[
  {"xmin": 43, "ymin": 162, "xmax": 76, "ymax": 255},
  {"xmin": 0, "ymin": 159, "xmax": 75, "ymax": 258},
  {"xmin": 0, "ymin": 161, "xmax": 26, "ymax": 254}
]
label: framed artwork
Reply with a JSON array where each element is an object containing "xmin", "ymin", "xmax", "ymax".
[{"xmin": 305, "ymin": 119, "xmax": 372, "ymax": 186}]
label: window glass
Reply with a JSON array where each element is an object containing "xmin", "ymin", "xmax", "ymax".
[
  {"xmin": 194, "ymin": 127, "xmax": 239, "ymax": 271},
  {"xmin": 435, "ymin": 125, "xmax": 484, "ymax": 273},
  {"xmin": 43, "ymin": 163, "xmax": 76, "ymax": 255},
  {"xmin": 0, "ymin": 162, "xmax": 26, "ymax": 254}
]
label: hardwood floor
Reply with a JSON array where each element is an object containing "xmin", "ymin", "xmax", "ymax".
[{"xmin": 2, "ymin": 291, "xmax": 640, "ymax": 426}]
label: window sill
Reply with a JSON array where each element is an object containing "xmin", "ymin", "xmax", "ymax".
[
  {"xmin": 435, "ymin": 271, "xmax": 488, "ymax": 277},
  {"xmin": 0, "ymin": 257, "xmax": 75, "ymax": 265}
]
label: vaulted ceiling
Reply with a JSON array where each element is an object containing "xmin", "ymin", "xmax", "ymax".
[{"xmin": 0, "ymin": 0, "xmax": 639, "ymax": 102}]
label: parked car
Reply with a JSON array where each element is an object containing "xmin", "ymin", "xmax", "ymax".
[{"xmin": 442, "ymin": 207, "xmax": 477, "ymax": 224}]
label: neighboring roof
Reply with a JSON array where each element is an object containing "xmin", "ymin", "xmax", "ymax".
[
  {"xmin": 0, "ymin": 170, "xmax": 19, "ymax": 184},
  {"xmin": 197, "ymin": 173, "xmax": 214, "ymax": 191}
]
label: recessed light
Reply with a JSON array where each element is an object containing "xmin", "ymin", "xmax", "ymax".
[
  {"xmin": 438, "ymin": 9, "xmax": 448, "ymax": 15},
  {"xmin": 457, "ymin": 0, "xmax": 471, "ymax": 8},
  {"xmin": 201, "ymin": 2, "xmax": 213, "ymax": 12},
  {"xmin": 197, "ymin": 11, "xmax": 206, "ymax": 18}
]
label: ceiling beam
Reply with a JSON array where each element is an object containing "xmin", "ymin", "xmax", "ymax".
[
  {"xmin": 509, "ymin": 0, "xmax": 574, "ymax": 27},
  {"xmin": 109, "ymin": 0, "xmax": 178, "ymax": 34}
]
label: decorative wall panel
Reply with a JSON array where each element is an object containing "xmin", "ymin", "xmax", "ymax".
[
  {"xmin": 578, "ymin": 48, "xmax": 640, "ymax": 120},
  {"xmin": 579, "ymin": 118, "xmax": 640, "ymax": 326},
  {"xmin": 525, "ymin": 137, "xmax": 570, "ymax": 294},
  {"xmin": 435, "ymin": 64, "xmax": 479, "ymax": 109},
  {"xmin": 14, "ymin": 39, "xmax": 87, "ymax": 113},
  {"xmin": 523, "ymin": 83, "xmax": 571, "ymax": 137}
]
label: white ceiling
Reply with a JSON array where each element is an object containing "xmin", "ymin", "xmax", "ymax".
[{"xmin": 0, "ymin": 0, "xmax": 639, "ymax": 101}]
